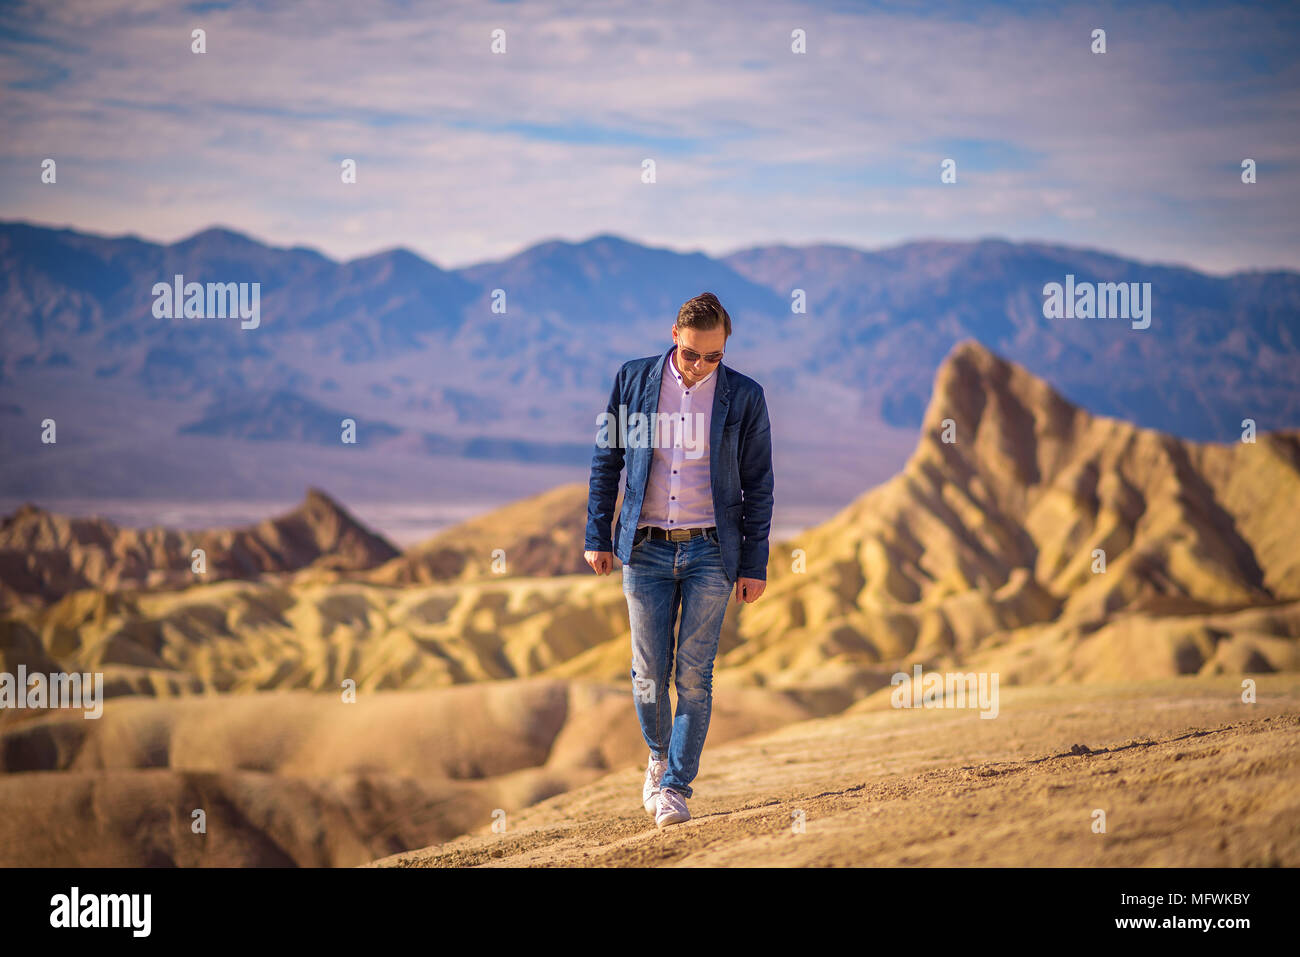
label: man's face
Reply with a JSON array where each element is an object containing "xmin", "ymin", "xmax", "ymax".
[{"xmin": 671, "ymin": 324, "xmax": 727, "ymax": 387}]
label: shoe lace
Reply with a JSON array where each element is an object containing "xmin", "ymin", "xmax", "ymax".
[
  {"xmin": 650, "ymin": 758, "xmax": 667, "ymax": 786},
  {"xmin": 659, "ymin": 787, "xmax": 685, "ymax": 810}
]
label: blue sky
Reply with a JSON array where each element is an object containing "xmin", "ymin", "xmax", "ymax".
[{"xmin": 1, "ymin": 0, "xmax": 1297, "ymax": 273}]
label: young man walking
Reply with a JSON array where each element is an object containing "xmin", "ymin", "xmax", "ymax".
[{"xmin": 584, "ymin": 292, "xmax": 774, "ymax": 828}]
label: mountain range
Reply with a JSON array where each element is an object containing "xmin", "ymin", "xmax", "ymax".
[{"xmin": 2, "ymin": 221, "xmax": 1297, "ymax": 513}]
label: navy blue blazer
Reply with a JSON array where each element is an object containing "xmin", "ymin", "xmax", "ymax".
[{"xmin": 584, "ymin": 343, "xmax": 774, "ymax": 582}]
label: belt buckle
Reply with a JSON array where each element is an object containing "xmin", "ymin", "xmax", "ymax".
[{"xmin": 668, "ymin": 528, "xmax": 691, "ymax": 542}]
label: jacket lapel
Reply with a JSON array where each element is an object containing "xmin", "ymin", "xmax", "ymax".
[
  {"xmin": 635, "ymin": 346, "xmax": 671, "ymax": 475},
  {"xmin": 643, "ymin": 344, "xmax": 671, "ymax": 423},
  {"xmin": 710, "ymin": 360, "xmax": 731, "ymax": 505}
]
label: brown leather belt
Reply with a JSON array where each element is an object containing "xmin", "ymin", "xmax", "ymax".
[{"xmin": 641, "ymin": 525, "xmax": 715, "ymax": 542}]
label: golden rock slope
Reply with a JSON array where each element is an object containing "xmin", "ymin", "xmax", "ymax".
[
  {"xmin": 363, "ymin": 481, "xmax": 605, "ymax": 585},
  {"xmin": 735, "ymin": 339, "xmax": 1300, "ymax": 696},
  {"xmin": 0, "ymin": 487, "xmax": 399, "ymax": 611}
]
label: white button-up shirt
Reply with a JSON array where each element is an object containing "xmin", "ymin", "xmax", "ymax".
[{"xmin": 639, "ymin": 347, "xmax": 717, "ymax": 530}]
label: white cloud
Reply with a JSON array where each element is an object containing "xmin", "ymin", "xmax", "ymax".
[{"xmin": 0, "ymin": 0, "xmax": 1297, "ymax": 272}]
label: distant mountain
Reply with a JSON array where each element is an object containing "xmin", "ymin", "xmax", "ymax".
[
  {"xmin": 0, "ymin": 487, "xmax": 399, "ymax": 609},
  {"xmin": 179, "ymin": 390, "xmax": 405, "ymax": 444},
  {"xmin": 1, "ymin": 220, "xmax": 1298, "ymax": 507},
  {"xmin": 457, "ymin": 232, "xmax": 787, "ymax": 336},
  {"xmin": 722, "ymin": 239, "xmax": 1300, "ymax": 437},
  {"xmin": 176, "ymin": 389, "xmax": 589, "ymax": 464}
]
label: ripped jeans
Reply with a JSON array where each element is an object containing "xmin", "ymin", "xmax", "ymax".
[{"xmin": 622, "ymin": 526, "xmax": 732, "ymax": 799}]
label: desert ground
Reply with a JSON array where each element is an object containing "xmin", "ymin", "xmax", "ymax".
[{"xmin": 367, "ymin": 676, "xmax": 1300, "ymax": 867}]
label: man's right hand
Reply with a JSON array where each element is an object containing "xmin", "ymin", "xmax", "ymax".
[{"xmin": 584, "ymin": 550, "xmax": 613, "ymax": 575}]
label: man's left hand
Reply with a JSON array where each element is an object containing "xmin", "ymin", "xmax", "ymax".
[{"xmin": 735, "ymin": 577, "xmax": 766, "ymax": 604}]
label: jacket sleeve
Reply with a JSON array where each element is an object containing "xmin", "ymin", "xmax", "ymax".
[
  {"xmin": 585, "ymin": 365, "xmax": 626, "ymax": 551},
  {"xmin": 737, "ymin": 385, "xmax": 774, "ymax": 580}
]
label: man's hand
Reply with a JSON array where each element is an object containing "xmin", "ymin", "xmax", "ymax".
[
  {"xmin": 735, "ymin": 576, "xmax": 765, "ymax": 603},
  {"xmin": 585, "ymin": 550, "xmax": 613, "ymax": 575}
]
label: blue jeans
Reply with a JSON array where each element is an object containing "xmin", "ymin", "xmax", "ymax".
[{"xmin": 621, "ymin": 525, "xmax": 732, "ymax": 800}]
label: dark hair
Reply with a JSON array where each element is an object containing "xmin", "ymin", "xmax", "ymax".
[{"xmin": 675, "ymin": 292, "xmax": 731, "ymax": 338}]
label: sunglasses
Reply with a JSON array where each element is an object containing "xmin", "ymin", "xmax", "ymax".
[{"xmin": 677, "ymin": 345, "xmax": 724, "ymax": 364}]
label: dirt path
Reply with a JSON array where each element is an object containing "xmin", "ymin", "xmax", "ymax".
[{"xmin": 365, "ymin": 676, "xmax": 1300, "ymax": 867}]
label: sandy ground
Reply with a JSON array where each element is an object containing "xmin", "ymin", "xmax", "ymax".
[
  {"xmin": 366, "ymin": 675, "xmax": 1300, "ymax": 867},
  {"xmin": 0, "ymin": 679, "xmax": 816, "ymax": 866}
]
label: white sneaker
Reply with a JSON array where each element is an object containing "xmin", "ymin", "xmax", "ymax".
[
  {"xmin": 655, "ymin": 787, "xmax": 690, "ymax": 828},
  {"xmin": 643, "ymin": 753, "xmax": 668, "ymax": 815}
]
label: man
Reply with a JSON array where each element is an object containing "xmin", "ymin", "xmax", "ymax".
[{"xmin": 584, "ymin": 291, "xmax": 774, "ymax": 829}]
